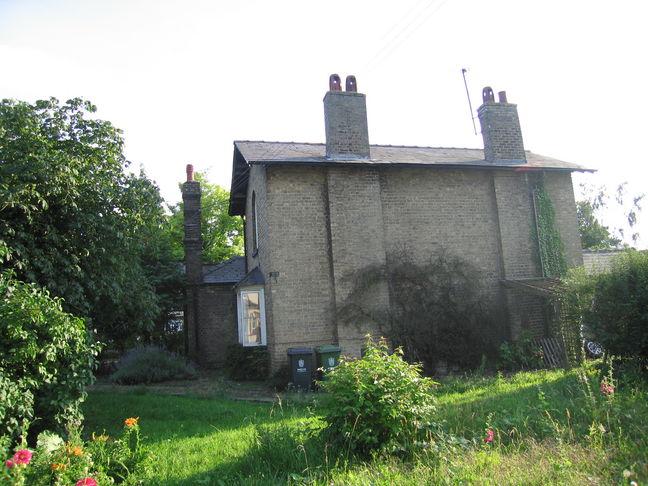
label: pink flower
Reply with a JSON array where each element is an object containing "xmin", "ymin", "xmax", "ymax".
[
  {"xmin": 5, "ymin": 459, "xmax": 14, "ymax": 468},
  {"xmin": 600, "ymin": 380, "xmax": 615, "ymax": 397},
  {"xmin": 12, "ymin": 449, "xmax": 33, "ymax": 465},
  {"xmin": 76, "ymin": 478, "xmax": 98, "ymax": 486},
  {"xmin": 483, "ymin": 429, "xmax": 494, "ymax": 443}
]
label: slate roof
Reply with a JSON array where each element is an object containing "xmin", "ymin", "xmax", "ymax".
[
  {"xmin": 234, "ymin": 266, "xmax": 265, "ymax": 288},
  {"xmin": 202, "ymin": 256, "xmax": 246, "ymax": 284},
  {"xmin": 229, "ymin": 141, "xmax": 592, "ymax": 216}
]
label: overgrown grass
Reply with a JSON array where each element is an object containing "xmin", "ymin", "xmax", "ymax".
[{"xmin": 82, "ymin": 366, "xmax": 648, "ymax": 485}]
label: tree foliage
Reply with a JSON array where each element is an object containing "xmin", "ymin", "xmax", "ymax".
[
  {"xmin": 576, "ymin": 182, "xmax": 644, "ymax": 248},
  {"xmin": 577, "ymin": 200, "xmax": 622, "ymax": 249},
  {"xmin": 168, "ymin": 172, "xmax": 243, "ymax": 264},
  {"xmin": 0, "ymin": 97, "xmax": 182, "ymax": 348}
]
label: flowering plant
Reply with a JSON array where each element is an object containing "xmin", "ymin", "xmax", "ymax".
[
  {"xmin": 600, "ymin": 379, "xmax": 615, "ymax": 398},
  {"xmin": 483, "ymin": 429, "xmax": 495, "ymax": 443},
  {"xmin": 1, "ymin": 417, "xmax": 147, "ymax": 486}
]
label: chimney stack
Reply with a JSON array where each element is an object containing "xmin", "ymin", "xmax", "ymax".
[
  {"xmin": 182, "ymin": 164, "xmax": 202, "ymax": 285},
  {"xmin": 477, "ymin": 87, "xmax": 526, "ymax": 163},
  {"xmin": 324, "ymin": 74, "xmax": 370, "ymax": 159}
]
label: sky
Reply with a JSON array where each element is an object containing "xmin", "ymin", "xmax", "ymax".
[{"xmin": 1, "ymin": 0, "xmax": 647, "ymax": 248}]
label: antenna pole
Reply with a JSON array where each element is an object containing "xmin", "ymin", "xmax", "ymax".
[{"xmin": 461, "ymin": 68, "xmax": 477, "ymax": 136}]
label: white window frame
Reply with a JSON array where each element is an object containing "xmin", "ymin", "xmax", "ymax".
[{"xmin": 237, "ymin": 287, "xmax": 267, "ymax": 346}]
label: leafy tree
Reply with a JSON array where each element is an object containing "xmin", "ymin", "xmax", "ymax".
[
  {"xmin": 577, "ymin": 200, "xmax": 622, "ymax": 249},
  {"xmin": 577, "ymin": 182, "xmax": 644, "ymax": 248},
  {"xmin": 168, "ymin": 172, "xmax": 243, "ymax": 263},
  {"xmin": 0, "ymin": 97, "xmax": 181, "ymax": 348}
]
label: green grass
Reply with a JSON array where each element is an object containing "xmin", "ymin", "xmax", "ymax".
[{"xmin": 81, "ymin": 367, "xmax": 648, "ymax": 485}]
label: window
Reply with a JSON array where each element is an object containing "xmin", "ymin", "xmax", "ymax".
[
  {"xmin": 251, "ymin": 191, "xmax": 259, "ymax": 254},
  {"xmin": 237, "ymin": 288, "xmax": 266, "ymax": 346}
]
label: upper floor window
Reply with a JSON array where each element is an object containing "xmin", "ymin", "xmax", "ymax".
[{"xmin": 251, "ymin": 191, "xmax": 259, "ymax": 254}]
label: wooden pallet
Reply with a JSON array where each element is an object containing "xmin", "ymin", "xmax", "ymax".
[{"xmin": 534, "ymin": 337, "xmax": 567, "ymax": 369}]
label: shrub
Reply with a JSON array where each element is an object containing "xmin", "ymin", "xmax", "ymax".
[
  {"xmin": 0, "ymin": 272, "xmax": 100, "ymax": 443},
  {"xmin": 224, "ymin": 344, "xmax": 269, "ymax": 381},
  {"xmin": 110, "ymin": 345, "xmax": 197, "ymax": 384},
  {"xmin": 318, "ymin": 337, "xmax": 437, "ymax": 455},
  {"xmin": 562, "ymin": 250, "xmax": 648, "ymax": 366},
  {"xmin": 498, "ymin": 331, "xmax": 545, "ymax": 371}
]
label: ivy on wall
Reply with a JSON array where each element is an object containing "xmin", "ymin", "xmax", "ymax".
[{"xmin": 533, "ymin": 178, "xmax": 568, "ymax": 278}]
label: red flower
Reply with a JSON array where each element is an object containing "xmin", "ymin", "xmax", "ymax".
[
  {"xmin": 600, "ymin": 380, "xmax": 615, "ymax": 397},
  {"xmin": 76, "ymin": 478, "xmax": 98, "ymax": 486},
  {"xmin": 5, "ymin": 460, "xmax": 14, "ymax": 468},
  {"xmin": 483, "ymin": 429, "xmax": 494, "ymax": 443},
  {"xmin": 13, "ymin": 449, "xmax": 33, "ymax": 465}
]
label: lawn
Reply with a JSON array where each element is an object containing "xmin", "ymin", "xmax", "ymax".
[{"xmin": 82, "ymin": 366, "xmax": 648, "ymax": 485}]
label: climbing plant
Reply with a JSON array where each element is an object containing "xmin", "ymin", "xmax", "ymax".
[{"xmin": 533, "ymin": 178, "xmax": 567, "ymax": 278}]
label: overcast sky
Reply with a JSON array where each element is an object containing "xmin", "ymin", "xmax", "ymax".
[{"xmin": 1, "ymin": 0, "xmax": 646, "ymax": 247}]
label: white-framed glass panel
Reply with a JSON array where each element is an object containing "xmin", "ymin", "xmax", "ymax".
[{"xmin": 237, "ymin": 288, "xmax": 266, "ymax": 346}]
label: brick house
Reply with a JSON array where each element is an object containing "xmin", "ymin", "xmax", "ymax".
[{"xmin": 183, "ymin": 75, "xmax": 588, "ymax": 372}]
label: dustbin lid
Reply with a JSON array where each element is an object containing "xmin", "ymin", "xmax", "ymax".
[
  {"xmin": 314, "ymin": 345, "xmax": 341, "ymax": 354},
  {"xmin": 287, "ymin": 347, "xmax": 313, "ymax": 355}
]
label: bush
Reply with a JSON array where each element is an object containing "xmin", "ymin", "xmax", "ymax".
[
  {"xmin": 562, "ymin": 250, "xmax": 648, "ymax": 366},
  {"xmin": 318, "ymin": 337, "xmax": 437, "ymax": 455},
  {"xmin": 498, "ymin": 331, "xmax": 545, "ymax": 371},
  {"xmin": 224, "ymin": 344, "xmax": 269, "ymax": 381},
  {"xmin": 110, "ymin": 345, "xmax": 197, "ymax": 384},
  {"xmin": 0, "ymin": 272, "xmax": 100, "ymax": 443}
]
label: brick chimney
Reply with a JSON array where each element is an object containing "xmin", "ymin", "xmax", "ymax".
[
  {"xmin": 477, "ymin": 87, "xmax": 526, "ymax": 163},
  {"xmin": 183, "ymin": 164, "xmax": 202, "ymax": 284},
  {"xmin": 324, "ymin": 74, "xmax": 370, "ymax": 159}
]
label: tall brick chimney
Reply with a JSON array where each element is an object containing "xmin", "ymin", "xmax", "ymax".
[
  {"xmin": 183, "ymin": 164, "xmax": 202, "ymax": 284},
  {"xmin": 477, "ymin": 87, "xmax": 526, "ymax": 163},
  {"xmin": 182, "ymin": 164, "xmax": 202, "ymax": 359},
  {"xmin": 324, "ymin": 74, "xmax": 370, "ymax": 159}
]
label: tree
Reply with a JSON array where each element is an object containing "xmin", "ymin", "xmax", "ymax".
[
  {"xmin": 577, "ymin": 182, "xmax": 644, "ymax": 248},
  {"xmin": 168, "ymin": 172, "xmax": 243, "ymax": 264},
  {"xmin": 577, "ymin": 200, "xmax": 622, "ymax": 249},
  {"xmin": 0, "ymin": 97, "xmax": 181, "ymax": 348}
]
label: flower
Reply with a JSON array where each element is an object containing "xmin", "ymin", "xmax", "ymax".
[
  {"xmin": 92, "ymin": 432, "xmax": 109, "ymax": 442},
  {"xmin": 76, "ymin": 478, "xmax": 98, "ymax": 486},
  {"xmin": 600, "ymin": 380, "xmax": 615, "ymax": 397},
  {"xmin": 71, "ymin": 446, "xmax": 83, "ymax": 456},
  {"xmin": 51, "ymin": 463, "xmax": 67, "ymax": 471},
  {"xmin": 5, "ymin": 460, "xmax": 14, "ymax": 468},
  {"xmin": 483, "ymin": 429, "xmax": 494, "ymax": 443},
  {"xmin": 13, "ymin": 449, "xmax": 34, "ymax": 465},
  {"xmin": 124, "ymin": 416, "xmax": 139, "ymax": 427}
]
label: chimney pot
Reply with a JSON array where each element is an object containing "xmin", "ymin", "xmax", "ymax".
[
  {"xmin": 482, "ymin": 86, "xmax": 495, "ymax": 103},
  {"xmin": 329, "ymin": 74, "xmax": 342, "ymax": 91},
  {"xmin": 186, "ymin": 164, "xmax": 195, "ymax": 182},
  {"xmin": 498, "ymin": 91, "xmax": 508, "ymax": 103},
  {"xmin": 345, "ymin": 75, "xmax": 357, "ymax": 92}
]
